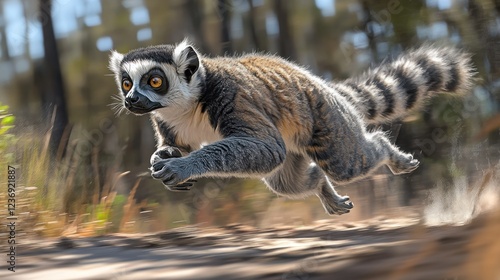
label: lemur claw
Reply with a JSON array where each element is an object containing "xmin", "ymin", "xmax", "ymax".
[{"xmin": 164, "ymin": 181, "xmax": 193, "ymax": 192}]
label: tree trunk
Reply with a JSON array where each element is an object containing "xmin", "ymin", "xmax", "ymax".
[
  {"xmin": 274, "ymin": 0, "xmax": 296, "ymax": 60},
  {"xmin": 185, "ymin": 0, "xmax": 210, "ymax": 53},
  {"xmin": 218, "ymin": 0, "xmax": 232, "ymax": 54},
  {"xmin": 39, "ymin": 0, "xmax": 69, "ymax": 158},
  {"xmin": 361, "ymin": 0, "xmax": 379, "ymax": 62},
  {"xmin": 247, "ymin": 0, "xmax": 263, "ymax": 51}
]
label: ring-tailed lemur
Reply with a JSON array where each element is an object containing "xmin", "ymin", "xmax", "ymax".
[{"xmin": 109, "ymin": 40, "xmax": 474, "ymax": 215}]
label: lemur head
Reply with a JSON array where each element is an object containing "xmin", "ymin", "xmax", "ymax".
[{"xmin": 109, "ymin": 40, "xmax": 203, "ymax": 115}]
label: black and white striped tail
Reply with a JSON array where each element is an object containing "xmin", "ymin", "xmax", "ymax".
[{"xmin": 333, "ymin": 46, "xmax": 475, "ymax": 124}]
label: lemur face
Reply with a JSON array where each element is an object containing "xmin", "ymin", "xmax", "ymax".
[{"xmin": 109, "ymin": 40, "xmax": 202, "ymax": 115}]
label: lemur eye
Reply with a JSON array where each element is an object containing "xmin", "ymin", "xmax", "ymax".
[
  {"xmin": 122, "ymin": 79, "xmax": 132, "ymax": 92},
  {"xmin": 149, "ymin": 76, "xmax": 163, "ymax": 88}
]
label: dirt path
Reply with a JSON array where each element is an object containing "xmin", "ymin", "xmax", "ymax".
[{"xmin": 3, "ymin": 211, "xmax": 499, "ymax": 280}]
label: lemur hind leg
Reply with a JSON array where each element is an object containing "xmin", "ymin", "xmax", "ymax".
[
  {"xmin": 317, "ymin": 179, "xmax": 353, "ymax": 215},
  {"xmin": 309, "ymin": 128, "xmax": 419, "ymax": 186},
  {"xmin": 263, "ymin": 152, "xmax": 353, "ymax": 215},
  {"xmin": 306, "ymin": 127, "xmax": 418, "ymax": 215}
]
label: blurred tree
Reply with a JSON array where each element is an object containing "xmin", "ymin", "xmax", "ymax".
[
  {"xmin": 468, "ymin": 0, "xmax": 500, "ymax": 81},
  {"xmin": 185, "ymin": 0, "xmax": 210, "ymax": 52},
  {"xmin": 274, "ymin": 0, "xmax": 296, "ymax": 59},
  {"xmin": 0, "ymin": 5, "xmax": 10, "ymax": 61},
  {"xmin": 247, "ymin": 0, "xmax": 260, "ymax": 50},
  {"xmin": 360, "ymin": 0, "xmax": 379, "ymax": 61},
  {"xmin": 218, "ymin": 0, "xmax": 232, "ymax": 54},
  {"xmin": 39, "ymin": 0, "xmax": 70, "ymax": 158}
]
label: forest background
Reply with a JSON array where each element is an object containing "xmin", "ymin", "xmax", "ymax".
[{"xmin": 0, "ymin": 0, "xmax": 498, "ymax": 236}]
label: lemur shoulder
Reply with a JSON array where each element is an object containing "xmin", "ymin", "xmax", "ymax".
[{"xmin": 109, "ymin": 40, "xmax": 475, "ymax": 215}]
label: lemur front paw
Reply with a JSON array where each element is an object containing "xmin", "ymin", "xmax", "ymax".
[
  {"xmin": 150, "ymin": 146, "xmax": 183, "ymax": 165},
  {"xmin": 151, "ymin": 158, "xmax": 195, "ymax": 190},
  {"xmin": 150, "ymin": 148, "xmax": 197, "ymax": 192}
]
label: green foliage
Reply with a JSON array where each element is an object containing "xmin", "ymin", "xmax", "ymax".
[
  {"xmin": 91, "ymin": 194, "xmax": 127, "ymax": 234},
  {"xmin": 0, "ymin": 103, "xmax": 16, "ymax": 163}
]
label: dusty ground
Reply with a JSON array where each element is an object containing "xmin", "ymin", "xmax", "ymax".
[{"xmin": 3, "ymin": 209, "xmax": 499, "ymax": 280}]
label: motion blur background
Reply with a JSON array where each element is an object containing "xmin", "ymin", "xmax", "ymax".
[{"xmin": 0, "ymin": 0, "xmax": 498, "ymax": 236}]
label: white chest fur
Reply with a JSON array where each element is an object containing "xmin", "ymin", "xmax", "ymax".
[{"xmin": 153, "ymin": 105, "xmax": 222, "ymax": 150}]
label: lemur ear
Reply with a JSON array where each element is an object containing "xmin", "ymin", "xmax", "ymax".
[
  {"xmin": 183, "ymin": 46, "xmax": 199, "ymax": 83},
  {"xmin": 173, "ymin": 41, "xmax": 200, "ymax": 83},
  {"xmin": 109, "ymin": 50, "xmax": 124, "ymax": 74}
]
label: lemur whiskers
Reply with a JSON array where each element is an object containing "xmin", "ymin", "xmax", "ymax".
[{"xmin": 110, "ymin": 40, "xmax": 475, "ymax": 215}]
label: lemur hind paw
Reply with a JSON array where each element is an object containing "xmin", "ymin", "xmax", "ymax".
[
  {"xmin": 388, "ymin": 153, "xmax": 420, "ymax": 175},
  {"xmin": 320, "ymin": 195, "xmax": 354, "ymax": 215}
]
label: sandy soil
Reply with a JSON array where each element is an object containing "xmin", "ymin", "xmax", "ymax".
[{"xmin": 2, "ymin": 209, "xmax": 499, "ymax": 280}]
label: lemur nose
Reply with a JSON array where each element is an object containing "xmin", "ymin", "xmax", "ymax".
[{"xmin": 128, "ymin": 95, "xmax": 139, "ymax": 104}]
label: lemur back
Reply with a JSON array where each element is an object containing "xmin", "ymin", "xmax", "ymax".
[{"xmin": 110, "ymin": 40, "xmax": 475, "ymax": 215}]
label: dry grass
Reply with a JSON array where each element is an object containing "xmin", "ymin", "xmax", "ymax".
[{"xmin": 0, "ymin": 125, "xmax": 146, "ymax": 240}]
